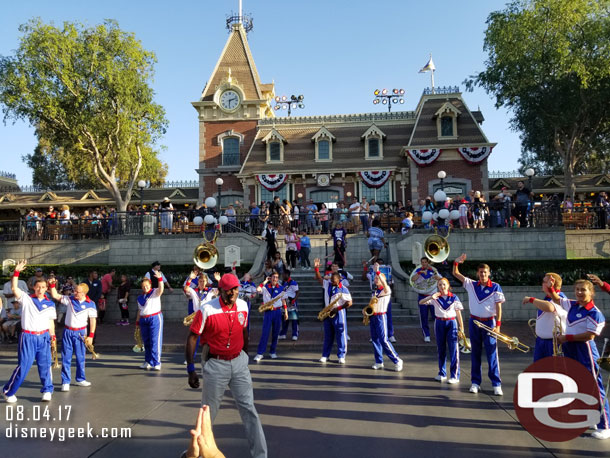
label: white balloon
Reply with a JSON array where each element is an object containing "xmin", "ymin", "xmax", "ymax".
[
  {"xmin": 432, "ymin": 212, "xmax": 439, "ymax": 221},
  {"xmin": 219, "ymin": 215, "xmax": 229, "ymax": 225},
  {"xmin": 450, "ymin": 210, "xmax": 460, "ymax": 220},
  {"xmin": 433, "ymin": 190, "xmax": 447, "ymax": 203},
  {"xmin": 439, "ymin": 209, "xmax": 450, "ymax": 220},
  {"xmin": 422, "ymin": 211, "xmax": 432, "ymax": 222},
  {"xmin": 204, "ymin": 197, "xmax": 217, "ymax": 208},
  {"xmin": 193, "ymin": 216, "xmax": 203, "ymax": 225},
  {"xmin": 204, "ymin": 214, "xmax": 215, "ymax": 225}
]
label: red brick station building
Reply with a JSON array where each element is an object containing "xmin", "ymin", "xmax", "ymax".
[{"xmin": 193, "ymin": 21, "xmax": 495, "ymax": 208}]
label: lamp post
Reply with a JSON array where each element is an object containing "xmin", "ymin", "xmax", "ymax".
[
  {"xmin": 215, "ymin": 177, "xmax": 224, "ymax": 217},
  {"xmin": 373, "ymin": 88, "xmax": 405, "ymax": 113},
  {"xmin": 274, "ymin": 95, "xmax": 305, "ymax": 116},
  {"xmin": 137, "ymin": 179, "xmax": 146, "ymax": 235},
  {"xmin": 437, "ymin": 170, "xmax": 446, "ymax": 190},
  {"xmin": 525, "ymin": 168, "xmax": 535, "ymax": 192},
  {"xmin": 297, "ymin": 192, "xmax": 303, "ymax": 204}
]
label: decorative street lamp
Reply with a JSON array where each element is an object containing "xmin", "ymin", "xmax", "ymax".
[
  {"xmin": 215, "ymin": 177, "xmax": 224, "ymax": 216},
  {"xmin": 274, "ymin": 95, "xmax": 305, "ymax": 116},
  {"xmin": 524, "ymin": 168, "xmax": 535, "ymax": 192},
  {"xmin": 373, "ymin": 88, "xmax": 405, "ymax": 113},
  {"xmin": 137, "ymin": 179, "xmax": 147, "ymax": 235},
  {"xmin": 437, "ymin": 170, "xmax": 446, "ymax": 190}
]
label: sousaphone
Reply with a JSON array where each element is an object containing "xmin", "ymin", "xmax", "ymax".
[{"xmin": 193, "ymin": 226, "xmax": 220, "ymax": 270}]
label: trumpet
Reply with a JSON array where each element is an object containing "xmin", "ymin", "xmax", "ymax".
[
  {"xmin": 133, "ymin": 326, "xmax": 144, "ymax": 353},
  {"xmin": 552, "ymin": 321, "xmax": 563, "ymax": 357},
  {"xmin": 51, "ymin": 341, "xmax": 60, "ymax": 369},
  {"xmin": 458, "ymin": 329, "xmax": 471, "ymax": 354},
  {"xmin": 81, "ymin": 335, "xmax": 100, "ymax": 360},
  {"xmin": 259, "ymin": 293, "xmax": 284, "ymax": 313},
  {"xmin": 318, "ymin": 295, "xmax": 341, "ymax": 321},
  {"xmin": 362, "ymin": 297, "xmax": 377, "ymax": 326},
  {"xmin": 473, "ymin": 320, "xmax": 530, "ymax": 353}
]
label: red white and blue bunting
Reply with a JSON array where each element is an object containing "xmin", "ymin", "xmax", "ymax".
[
  {"xmin": 257, "ymin": 174, "xmax": 287, "ymax": 191},
  {"xmin": 406, "ymin": 148, "xmax": 442, "ymax": 167},
  {"xmin": 359, "ymin": 171, "xmax": 392, "ymax": 189},
  {"xmin": 457, "ymin": 146, "xmax": 493, "ymax": 164}
]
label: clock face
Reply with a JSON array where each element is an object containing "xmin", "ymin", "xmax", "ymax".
[{"xmin": 219, "ymin": 90, "xmax": 241, "ymax": 112}]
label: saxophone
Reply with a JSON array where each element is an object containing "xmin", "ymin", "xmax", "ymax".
[
  {"xmin": 258, "ymin": 293, "xmax": 283, "ymax": 313},
  {"xmin": 183, "ymin": 311, "xmax": 197, "ymax": 327},
  {"xmin": 133, "ymin": 326, "xmax": 144, "ymax": 353},
  {"xmin": 318, "ymin": 294, "xmax": 342, "ymax": 321},
  {"xmin": 362, "ymin": 297, "xmax": 378, "ymax": 326},
  {"xmin": 81, "ymin": 335, "xmax": 100, "ymax": 360}
]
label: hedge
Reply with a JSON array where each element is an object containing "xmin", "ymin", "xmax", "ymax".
[
  {"xmin": 400, "ymin": 259, "xmax": 610, "ymax": 286},
  {"xmin": 0, "ymin": 263, "xmax": 254, "ymax": 288}
]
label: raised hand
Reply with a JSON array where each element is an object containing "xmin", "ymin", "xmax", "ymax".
[
  {"xmin": 15, "ymin": 259, "xmax": 27, "ymax": 272},
  {"xmin": 189, "ymin": 271, "xmax": 197, "ymax": 280},
  {"xmin": 522, "ymin": 296, "xmax": 532, "ymax": 305},
  {"xmin": 213, "ymin": 271, "xmax": 221, "ymax": 282},
  {"xmin": 587, "ymin": 274, "xmax": 603, "ymax": 287},
  {"xmin": 154, "ymin": 270, "xmax": 163, "ymax": 279}
]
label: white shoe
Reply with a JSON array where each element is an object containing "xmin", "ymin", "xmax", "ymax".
[
  {"xmin": 270, "ymin": 353, "xmax": 278, "ymax": 359},
  {"xmin": 140, "ymin": 363, "xmax": 152, "ymax": 370},
  {"xmin": 319, "ymin": 357, "xmax": 327, "ymax": 363},
  {"xmin": 183, "ymin": 360, "xmax": 187, "ymax": 365},
  {"xmin": 61, "ymin": 384, "xmax": 70, "ymax": 392},
  {"xmin": 278, "ymin": 335, "xmax": 286, "ymax": 340},
  {"xmin": 41, "ymin": 392, "xmax": 52, "ymax": 402},
  {"xmin": 469, "ymin": 384, "xmax": 480, "ymax": 394},
  {"xmin": 493, "ymin": 386, "xmax": 503, "ymax": 396},
  {"xmin": 338, "ymin": 357, "xmax": 346, "ymax": 364},
  {"xmin": 389, "ymin": 336, "xmax": 397, "ymax": 343},
  {"xmin": 153, "ymin": 365, "xmax": 161, "ymax": 371},
  {"xmin": 76, "ymin": 380, "xmax": 92, "ymax": 387},
  {"xmin": 394, "ymin": 359, "xmax": 404, "ymax": 372},
  {"xmin": 253, "ymin": 354, "xmax": 263, "ymax": 362},
  {"xmin": 435, "ymin": 375, "xmax": 447, "ymax": 382},
  {"xmin": 424, "ymin": 336, "xmax": 431, "ymax": 343},
  {"xmin": 591, "ymin": 429, "xmax": 610, "ymax": 440},
  {"xmin": 372, "ymin": 363, "xmax": 384, "ymax": 370},
  {"xmin": 347, "ymin": 335, "xmax": 351, "ymax": 341},
  {"xmin": 4, "ymin": 394, "xmax": 17, "ymax": 403},
  {"xmin": 292, "ymin": 336, "xmax": 298, "ymax": 341},
  {"xmin": 448, "ymin": 378, "xmax": 460, "ymax": 384}
]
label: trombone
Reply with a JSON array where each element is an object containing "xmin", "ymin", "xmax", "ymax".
[{"xmin": 473, "ymin": 320, "xmax": 530, "ymax": 353}]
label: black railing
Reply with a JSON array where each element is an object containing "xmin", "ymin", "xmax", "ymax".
[{"xmin": 0, "ymin": 203, "xmax": 606, "ymax": 242}]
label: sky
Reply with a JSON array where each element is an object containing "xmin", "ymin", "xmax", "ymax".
[{"xmin": 0, "ymin": 0, "xmax": 523, "ymax": 186}]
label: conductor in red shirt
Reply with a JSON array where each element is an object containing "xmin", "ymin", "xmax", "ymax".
[{"xmin": 185, "ymin": 273, "xmax": 267, "ymax": 458}]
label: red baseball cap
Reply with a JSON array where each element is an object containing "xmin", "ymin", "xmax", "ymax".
[{"xmin": 218, "ymin": 273, "xmax": 240, "ymax": 291}]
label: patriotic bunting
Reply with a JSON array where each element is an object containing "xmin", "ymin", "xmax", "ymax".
[
  {"xmin": 359, "ymin": 171, "xmax": 392, "ymax": 189},
  {"xmin": 406, "ymin": 148, "xmax": 442, "ymax": 167},
  {"xmin": 458, "ymin": 146, "xmax": 492, "ymax": 164},
  {"xmin": 256, "ymin": 174, "xmax": 287, "ymax": 191}
]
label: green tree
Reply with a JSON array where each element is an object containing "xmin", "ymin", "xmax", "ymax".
[
  {"xmin": 0, "ymin": 19, "xmax": 168, "ymax": 210},
  {"xmin": 466, "ymin": 0, "xmax": 610, "ymax": 198}
]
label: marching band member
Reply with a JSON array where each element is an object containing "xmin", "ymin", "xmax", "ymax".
[
  {"xmin": 419, "ymin": 278, "xmax": 463, "ymax": 383},
  {"xmin": 367, "ymin": 259, "xmax": 396, "ymax": 342},
  {"xmin": 253, "ymin": 272, "xmax": 287, "ymax": 362},
  {"xmin": 367, "ymin": 264, "xmax": 403, "ymax": 371},
  {"xmin": 186, "ymin": 273, "xmax": 267, "ymax": 457},
  {"xmin": 238, "ymin": 272, "xmax": 258, "ymax": 333},
  {"xmin": 184, "ymin": 266, "xmax": 201, "ymax": 316},
  {"xmin": 453, "ymin": 253, "xmax": 505, "ymax": 396},
  {"xmin": 324, "ymin": 262, "xmax": 353, "ymax": 286},
  {"xmin": 48, "ymin": 278, "xmax": 97, "ymax": 391},
  {"xmin": 522, "ymin": 273, "xmax": 567, "ymax": 361},
  {"xmin": 279, "ymin": 269, "xmax": 299, "ymax": 341},
  {"xmin": 411, "ymin": 257, "xmax": 441, "ymax": 342},
  {"xmin": 135, "ymin": 270, "xmax": 165, "ymax": 371},
  {"xmin": 184, "ymin": 271, "xmax": 219, "ymax": 362},
  {"xmin": 546, "ymin": 279, "xmax": 610, "ymax": 440},
  {"xmin": 3, "ymin": 260, "xmax": 57, "ymax": 403},
  {"xmin": 314, "ymin": 258, "xmax": 352, "ymax": 364}
]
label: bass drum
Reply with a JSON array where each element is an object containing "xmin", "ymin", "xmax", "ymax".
[{"xmin": 409, "ymin": 266, "xmax": 438, "ymax": 295}]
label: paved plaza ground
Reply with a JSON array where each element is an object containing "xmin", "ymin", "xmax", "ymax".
[{"xmin": 1, "ymin": 337, "xmax": 609, "ymax": 458}]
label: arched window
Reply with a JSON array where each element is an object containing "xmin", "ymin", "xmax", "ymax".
[{"xmin": 222, "ymin": 137, "xmax": 240, "ymax": 166}]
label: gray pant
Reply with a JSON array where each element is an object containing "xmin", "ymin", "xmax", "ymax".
[{"xmin": 201, "ymin": 351, "xmax": 267, "ymax": 458}]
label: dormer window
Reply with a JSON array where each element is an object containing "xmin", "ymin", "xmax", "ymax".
[
  {"xmin": 312, "ymin": 127, "xmax": 336, "ymax": 162},
  {"xmin": 262, "ymin": 128, "xmax": 286, "ymax": 163},
  {"xmin": 269, "ymin": 142, "xmax": 281, "ymax": 161},
  {"xmin": 217, "ymin": 130, "xmax": 245, "ymax": 167},
  {"xmin": 435, "ymin": 101, "xmax": 461, "ymax": 140},
  {"xmin": 361, "ymin": 124, "xmax": 386, "ymax": 160}
]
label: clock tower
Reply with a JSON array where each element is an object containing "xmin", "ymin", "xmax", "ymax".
[{"xmin": 192, "ymin": 18, "xmax": 275, "ymax": 205}]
